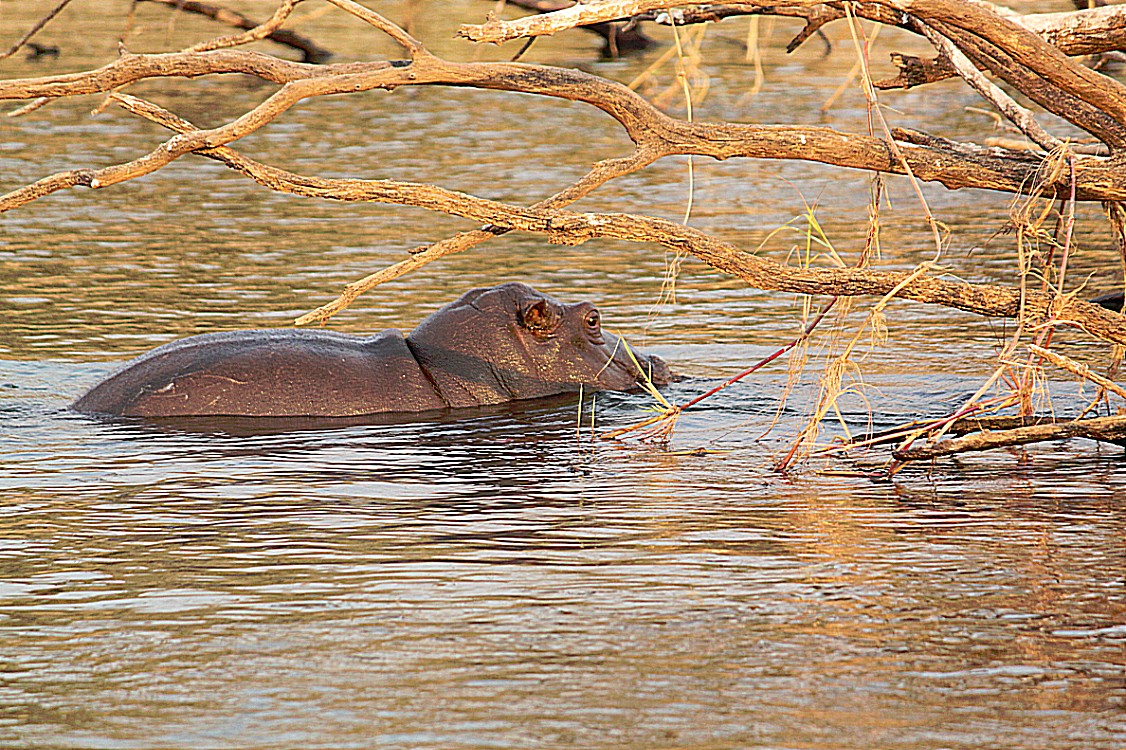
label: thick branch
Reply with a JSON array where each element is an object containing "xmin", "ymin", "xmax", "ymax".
[
  {"xmin": 492, "ymin": 0, "xmax": 653, "ymax": 55},
  {"xmin": 459, "ymin": 0, "xmax": 1126, "ymax": 58},
  {"xmin": 95, "ymin": 92, "xmax": 1126, "ymax": 348},
  {"xmin": 5, "ymin": 49, "xmax": 1126, "ymax": 210},
  {"xmin": 930, "ymin": 18, "xmax": 1126, "ymax": 148},
  {"xmin": 459, "ymin": 0, "xmax": 1126, "ymax": 148},
  {"xmin": 896, "ymin": 1, "xmax": 1126, "ymax": 142},
  {"xmin": 912, "ymin": 19, "xmax": 1062, "ymax": 151},
  {"xmin": 878, "ymin": 5, "xmax": 1126, "ymax": 89}
]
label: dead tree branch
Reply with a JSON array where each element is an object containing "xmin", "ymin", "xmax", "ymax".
[
  {"xmin": 911, "ymin": 19, "xmax": 1063, "ymax": 151},
  {"xmin": 74, "ymin": 92, "xmax": 1126, "ymax": 348},
  {"xmin": 3, "ymin": 46, "xmax": 1125, "ymax": 206},
  {"xmin": 7, "ymin": 0, "xmax": 1126, "ymax": 466},
  {"xmin": 138, "ymin": 0, "xmax": 334, "ymax": 63},
  {"xmin": 893, "ymin": 413, "xmax": 1126, "ymax": 459},
  {"xmin": 180, "ymin": 0, "xmax": 303, "ymax": 54},
  {"xmin": 487, "ymin": 0, "xmax": 653, "ymax": 55},
  {"xmin": 2, "ymin": 1, "xmax": 1126, "ymax": 339},
  {"xmin": 461, "ymin": 0, "xmax": 1126, "ymax": 152}
]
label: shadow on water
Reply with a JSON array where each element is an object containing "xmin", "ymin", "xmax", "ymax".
[{"xmin": 77, "ymin": 392, "xmax": 588, "ymax": 438}]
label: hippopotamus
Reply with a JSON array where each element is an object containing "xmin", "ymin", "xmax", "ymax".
[{"xmin": 73, "ymin": 282, "xmax": 672, "ymax": 419}]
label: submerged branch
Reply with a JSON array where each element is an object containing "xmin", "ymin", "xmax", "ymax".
[{"xmin": 893, "ymin": 414, "xmax": 1126, "ymax": 459}]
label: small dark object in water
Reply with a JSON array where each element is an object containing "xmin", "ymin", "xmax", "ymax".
[
  {"xmin": 1092, "ymin": 291, "xmax": 1125, "ymax": 313},
  {"xmin": 26, "ymin": 43, "xmax": 60, "ymax": 60},
  {"xmin": 73, "ymin": 283, "xmax": 672, "ymax": 418}
]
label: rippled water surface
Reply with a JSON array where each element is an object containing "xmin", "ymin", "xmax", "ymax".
[{"xmin": 2, "ymin": 2, "xmax": 1125, "ymax": 748}]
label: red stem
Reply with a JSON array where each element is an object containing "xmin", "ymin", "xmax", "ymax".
[{"xmin": 677, "ymin": 296, "xmax": 838, "ymax": 412}]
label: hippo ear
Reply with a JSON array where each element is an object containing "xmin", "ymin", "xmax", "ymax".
[{"xmin": 520, "ymin": 299, "xmax": 558, "ymax": 335}]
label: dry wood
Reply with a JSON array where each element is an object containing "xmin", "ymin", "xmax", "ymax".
[
  {"xmin": 461, "ymin": 0, "xmax": 1126, "ymax": 151},
  {"xmin": 5, "ymin": 0, "xmax": 1126, "ymax": 466},
  {"xmin": 3, "ymin": 49, "xmax": 1125, "ymax": 207},
  {"xmin": 139, "ymin": 0, "xmax": 334, "ymax": 63},
  {"xmin": 460, "ymin": 0, "xmax": 1126, "ymax": 57},
  {"xmin": 911, "ymin": 19, "xmax": 1062, "ymax": 151},
  {"xmin": 930, "ymin": 18, "xmax": 1126, "ymax": 150},
  {"xmin": 893, "ymin": 413, "xmax": 1126, "ymax": 459},
  {"xmin": 2, "ymin": 1, "xmax": 1126, "ymax": 335},
  {"xmin": 180, "ymin": 0, "xmax": 302, "ymax": 54},
  {"xmin": 87, "ymin": 93, "xmax": 1126, "ymax": 348},
  {"xmin": 878, "ymin": 5, "xmax": 1126, "ymax": 89},
  {"xmin": 140, "ymin": 0, "xmax": 333, "ymax": 61},
  {"xmin": 850, "ymin": 414, "xmax": 1062, "ymax": 449},
  {"xmin": 874, "ymin": 52, "xmax": 957, "ymax": 89},
  {"xmin": 492, "ymin": 0, "xmax": 653, "ymax": 55},
  {"xmin": 1029, "ymin": 343, "xmax": 1126, "ymax": 401}
]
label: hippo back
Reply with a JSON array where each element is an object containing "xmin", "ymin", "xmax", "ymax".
[{"xmin": 73, "ymin": 328, "xmax": 445, "ymax": 417}]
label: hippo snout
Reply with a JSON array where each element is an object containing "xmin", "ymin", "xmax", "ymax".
[{"xmin": 639, "ymin": 353, "xmax": 672, "ymax": 386}]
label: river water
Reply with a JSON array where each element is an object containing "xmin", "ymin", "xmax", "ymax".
[{"xmin": 2, "ymin": 2, "xmax": 1124, "ymax": 748}]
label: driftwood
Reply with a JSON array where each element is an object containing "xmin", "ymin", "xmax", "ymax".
[
  {"xmin": 893, "ymin": 414, "xmax": 1126, "ymax": 460},
  {"xmin": 5, "ymin": 0, "xmax": 1126, "ymax": 469},
  {"xmin": 844, "ymin": 413, "xmax": 1126, "ymax": 458},
  {"xmin": 491, "ymin": 0, "xmax": 654, "ymax": 56},
  {"xmin": 138, "ymin": 0, "xmax": 335, "ymax": 63}
]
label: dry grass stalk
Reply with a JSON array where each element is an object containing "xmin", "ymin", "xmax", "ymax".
[{"xmin": 1030, "ymin": 344, "xmax": 1126, "ymax": 402}]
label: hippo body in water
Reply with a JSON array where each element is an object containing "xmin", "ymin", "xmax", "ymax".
[{"xmin": 73, "ymin": 283, "xmax": 671, "ymax": 419}]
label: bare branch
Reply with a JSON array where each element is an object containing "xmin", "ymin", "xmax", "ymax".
[
  {"xmin": 96, "ymin": 93, "xmax": 1126, "ymax": 348},
  {"xmin": 137, "ymin": 0, "xmax": 333, "ymax": 63},
  {"xmin": 5, "ymin": 47, "xmax": 1125, "ymax": 207},
  {"xmin": 894, "ymin": 413, "xmax": 1126, "ymax": 459},
  {"xmin": 184, "ymin": 0, "xmax": 303, "ymax": 54},
  {"xmin": 912, "ymin": 19, "xmax": 1063, "ymax": 151},
  {"xmin": 456, "ymin": 0, "xmax": 1126, "ymax": 149},
  {"xmin": 322, "ymin": 0, "xmax": 427, "ymax": 57}
]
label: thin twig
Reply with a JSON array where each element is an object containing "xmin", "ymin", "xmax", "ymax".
[
  {"xmin": 185, "ymin": 0, "xmax": 302, "ymax": 53},
  {"xmin": 893, "ymin": 413, "xmax": 1126, "ymax": 460},
  {"xmin": 1030, "ymin": 344, "xmax": 1126, "ymax": 401},
  {"xmin": 322, "ymin": 0, "xmax": 427, "ymax": 56}
]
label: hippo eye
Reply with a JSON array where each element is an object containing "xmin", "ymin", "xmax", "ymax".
[{"xmin": 584, "ymin": 310, "xmax": 600, "ymax": 332}]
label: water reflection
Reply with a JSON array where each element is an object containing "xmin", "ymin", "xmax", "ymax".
[{"xmin": 4, "ymin": 369, "xmax": 1125, "ymax": 748}]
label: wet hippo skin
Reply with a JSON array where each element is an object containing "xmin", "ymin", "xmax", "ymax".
[{"xmin": 73, "ymin": 283, "xmax": 672, "ymax": 418}]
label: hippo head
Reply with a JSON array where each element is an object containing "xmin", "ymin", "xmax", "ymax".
[{"xmin": 406, "ymin": 282, "xmax": 671, "ymax": 408}]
